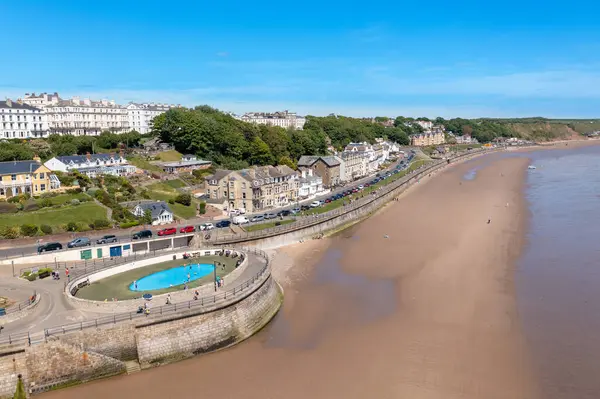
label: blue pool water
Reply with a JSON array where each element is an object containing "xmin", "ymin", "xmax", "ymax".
[{"xmin": 129, "ymin": 263, "xmax": 215, "ymax": 291}]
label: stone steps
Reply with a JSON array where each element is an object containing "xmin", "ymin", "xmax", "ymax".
[{"xmin": 124, "ymin": 360, "xmax": 141, "ymax": 375}]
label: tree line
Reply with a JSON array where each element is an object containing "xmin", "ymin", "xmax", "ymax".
[{"xmin": 0, "ymin": 131, "xmax": 143, "ymax": 162}]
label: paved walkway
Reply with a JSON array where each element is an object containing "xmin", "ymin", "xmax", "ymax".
[{"xmin": 0, "ymin": 250, "xmax": 267, "ymax": 340}]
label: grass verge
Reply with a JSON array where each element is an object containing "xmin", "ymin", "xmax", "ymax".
[
  {"xmin": 244, "ymin": 218, "xmax": 296, "ymax": 232},
  {"xmin": 0, "ymin": 202, "xmax": 108, "ymax": 228}
]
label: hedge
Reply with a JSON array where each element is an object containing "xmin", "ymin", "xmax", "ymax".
[{"xmin": 119, "ymin": 221, "xmax": 140, "ymax": 229}]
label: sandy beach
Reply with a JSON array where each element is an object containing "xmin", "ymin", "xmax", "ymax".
[{"xmin": 41, "ymin": 154, "xmax": 538, "ymax": 399}]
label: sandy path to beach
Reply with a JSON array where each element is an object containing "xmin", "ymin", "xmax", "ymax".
[{"xmin": 42, "ymin": 156, "xmax": 538, "ymax": 399}]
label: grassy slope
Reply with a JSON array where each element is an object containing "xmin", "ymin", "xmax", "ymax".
[
  {"xmin": 126, "ymin": 156, "xmax": 163, "ymax": 173},
  {"xmin": 244, "ymin": 218, "xmax": 296, "ymax": 232},
  {"xmin": 146, "ymin": 182, "xmax": 197, "ymax": 219},
  {"xmin": 157, "ymin": 150, "xmax": 183, "ymax": 161},
  {"xmin": 0, "ymin": 202, "xmax": 108, "ymax": 227}
]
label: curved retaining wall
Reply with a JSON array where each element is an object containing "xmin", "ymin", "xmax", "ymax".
[{"xmin": 65, "ymin": 248, "xmax": 250, "ymax": 313}]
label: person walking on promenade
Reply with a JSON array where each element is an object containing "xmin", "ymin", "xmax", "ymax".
[{"xmin": 65, "ymin": 267, "xmax": 70, "ymax": 281}]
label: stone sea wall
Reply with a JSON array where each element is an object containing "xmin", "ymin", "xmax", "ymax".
[{"xmin": 0, "ymin": 269, "xmax": 282, "ymax": 397}]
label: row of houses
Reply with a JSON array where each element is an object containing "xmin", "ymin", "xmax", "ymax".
[{"xmin": 200, "ymin": 140, "xmax": 401, "ymax": 214}]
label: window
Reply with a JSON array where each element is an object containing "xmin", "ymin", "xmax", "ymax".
[
  {"xmin": 242, "ymin": 182, "xmax": 246, "ymax": 189},
  {"xmin": 242, "ymin": 192, "xmax": 246, "ymax": 199},
  {"xmin": 40, "ymin": 184, "xmax": 46, "ymax": 191},
  {"xmin": 39, "ymin": 172, "xmax": 45, "ymax": 179},
  {"xmin": 34, "ymin": 185, "xmax": 38, "ymax": 192},
  {"xmin": 11, "ymin": 174, "xmax": 16, "ymax": 181}
]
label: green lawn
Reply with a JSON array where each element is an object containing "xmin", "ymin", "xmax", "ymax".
[
  {"xmin": 146, "ymin": 182, "xmax": 197, "ymax": 219},
  {"xmin": 165, "ymin": 179, "xmax": 186, "ymax": 189},
  {"xmin": 36, "ymin": 192, "xmax": 91, "ymax": 206},
  {"xmin": 0, "ymin": 202, "xmax": 108, "ymax": 228},
  {"xmin": 126, "ymin": 156, "xmax": 163, "ymax": 173},
  {"xmin": 157, "ymin": 150, "xmax": 183, "ymax": 162},
  {"xmin": 75, "ymin": 255, "xmax": 238, "ymax": 301},
  {"xmin": 245, "ymin": 218, "xmax": 296, "ymax": 232}
]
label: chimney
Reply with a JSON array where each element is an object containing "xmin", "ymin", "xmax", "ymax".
[
  {"xmin": 5, "ymin": 99, "xmax": 12, "ymax": 107},
  {"xmin": 86, "ymin": 152, "xmax": 91, "ymax": 161}
]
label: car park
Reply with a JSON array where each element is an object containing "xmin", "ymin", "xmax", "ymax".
[
  {"xmin": 67, "ymin": 237, "xmax": 91, "ymax": 248},
  {"xmin": 132, "ymin": 230, "xmax": 153, "ymax": 240},
  {"xmin": 180, "ymin": 225, "xmax": 195, "ymax": 233},
  {"xmin": 250, "ymin": 215, "xmax": 265, "ymax": 223},
  {"xmin": 199, "ymin": 223, "xmax": 214, "ymax": 230},
  {"xmin": 215, "ymin": 220, "xmax": 231, "ymax": 228},
  {"xmin": 37, "ymin": 242, "xmax": 62, "ymax": 253},
  {"xmin": 96, "ymin": 235, "xmax": 118, "ymax": 245},
  {"xmin": 158, "ymin": 227, "xmax": 177, "ymax": 236}
]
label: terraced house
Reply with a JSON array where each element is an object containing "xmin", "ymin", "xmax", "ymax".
[
  {"xmin": 203, "ymin": 165, "xmax": 299, "ymax": 213},
  {"xmin": 0, "ymin": 159, "xmax": 60, "ymax": 199}
]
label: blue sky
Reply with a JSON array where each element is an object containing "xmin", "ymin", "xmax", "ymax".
[{"xmin": 2, "ymin": 0, "xmax": 600, "ymax": 118}]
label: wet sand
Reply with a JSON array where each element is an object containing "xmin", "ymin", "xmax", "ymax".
[{"xmin": 42, "ymin": 156, "xmax": 537, "ymax": 399}]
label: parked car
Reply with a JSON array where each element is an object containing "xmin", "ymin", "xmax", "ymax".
[
  {"xmin": 264, "ymin": 213, "xmax": 277, "ymax": 219},
  {"xmin": 216, "ymin": 220, "xmax": 231, "ymax": 228},
  {"xmin": 132, "ymin": 230, "xmax": 153, "ymax": 240},
  {"xmin": 96, "ymin": 235, "xmax": 118, "ymax": 245},
  {"xmin": 199, "ymin": 223, "xmax": 214, "ymax": 230},
  {"xmin": 290, "ymin": 207, "xmax": 301, "ymax": 214},
  {"xmin": 180, "ymin": 225, "xmax": 195, "ymax": 233},
  {"xmin": 67, "ymin": 237, "xmax": 91, "ymax": 248},
  {"xmin": 300, "ymin": 205, "xmax": 311, "ymax": 211},
  {"xmin": 250, "ymin": 215, "xmax": 265, "ymax": 223},
  {"xmin": 278, "ymin": 209, "xmax": 291, "ymax": 217},
  {"xmin": 358, "ymin": 185, "xmax": 364, "ymax": 190},
  {"xmin": 232, "ymin": 216, "xmax": 249, "ymax": 225},
  {"xmin": 158, "ymin": 227, "xmax": 177, "ymax": 236},
  {"xmin": 37, "ymin": 242, "xmax": 62, "ymax": 253}
]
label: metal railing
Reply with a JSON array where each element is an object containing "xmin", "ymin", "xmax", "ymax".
[
  {"xmin": 0, "ymin": 292, "xmax": 37, "ymax": 316},
  {"xmin": 0, "ymin": 248, "xmax": 271, "ymax": 347}
]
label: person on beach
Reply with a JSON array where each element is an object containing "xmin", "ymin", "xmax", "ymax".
[{"xmin": 487, "ymin": 217, "xmax": 491, "ymax": 224}]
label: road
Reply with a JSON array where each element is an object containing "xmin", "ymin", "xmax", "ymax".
[{"xmin": 0, "ymin": 152, "xmax": 417, "ymax": 260}]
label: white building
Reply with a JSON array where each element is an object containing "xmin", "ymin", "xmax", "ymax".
[
  {"xmin": 415, "ymin": 120, "xmax": 434, "ymax": 132},
  {"xmin": 0, "ymin": 99, "xmax": 49, "ymax": 139},
  {"xmin": 20, "ymin": 92, "xmax": 60, "ymax": 108},
  {"xmin": 133, "ymin": 201, "xmax": 174, "ymax": 225},
  {"xmin": 340, "ymin": 149, "xmax": 369, "ymax": 181},
  {"xmin": 239, "ymin": 110, "xmax": 306, "ymax": 130},
  {"xmin": 45, "ymin": 96, "xmax": 130, "ymax": 136},
  {"xmin": 125, "ymin": 103, "xmax": 174, "ymax": 134},
  {"xmin": 44, "ymin": 152, "xmax": 136, "ymax": 178},
  {"xmin": 298, "ymin": 169, "xmax": 326, "ymax": 199}
]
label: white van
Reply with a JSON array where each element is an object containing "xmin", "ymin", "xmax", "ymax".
[{"xmin": 232, "ymin": 215, "xmax": 249, "ymax": 225}]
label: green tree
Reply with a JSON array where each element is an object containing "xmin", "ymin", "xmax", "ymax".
[
  {"xmin": 13, "ymin": 374, "xmax": 26, "ymax": 399},
  {"xmin": 142, "ymin": 209, "xmax": 152, "ymax": 225},
  {"xmin": 248, "ymin": 136, "xmax": 274, "ymax": 165},
  {"xmin": 277, "ymin": 155, "xmax": 297, "ymax": 169}
]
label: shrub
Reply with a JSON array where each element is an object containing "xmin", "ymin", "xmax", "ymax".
[
  {"xmin": 66, "ymin": 188, "xmax": 83, "ymax": 194},
  {"xmin": 39, "ymin": 198, "xmax": 53, "ymax": 208},
  {"xmin": 199, "ymin": 201, "xmax": 206, "ymax": 214},
  {"xmin": 25, "ymin": 273, "xmax": 38, "ymax": 281},
  {"xmin": 66, "ymin": 222, "xmax": 78, "ymax": 232},
  {"xmin": 0, "ymin": 202, "xmax": 18, "ymax": 214},
  {"xmin": 20, "ymin": 224, "xmax": 39, "ymax": 237},
  {"xmin": 21, "ymin": 271, "xmax": 31, "ymax": 277},
  {"xmin": 0, "ymin": 226, "xmax": 20, "ymax": 239},
  {"xmin": 76, "ymin": 222, "xmax": 90, "ymax": 232},
  {"xmin": 174, "ymin": 193, "xmax": 191, "ymax": 206},
  {"xmin": 38, "ymin": 267, "xmax": 53, "ymax": 274},
  {"xmin": 119, "ymin": 220, "xmax": 140, "ymax": 229},
  {"xmin": 7, "ymin": 196, "xmax": 21, "ymax": 204},
  {"xmin": 23, "ymin": 200, "xmax": 39, "ymax": 211},
  {"xmin": 90, "ymin": 219, "xmax": 111, "ymax": 230},
  {"xmin": 70, "ymin": 199, "xmax": 80, "ymax": 206},
  {"xmin": 40, "ymin": 224, "xmax": 53, "ymax": 235}
]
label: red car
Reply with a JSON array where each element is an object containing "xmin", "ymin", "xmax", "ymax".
[
  {"xmin": 180, "ymin": 225, "xmax": 195, "ymax": 233},
  {"xmin": 157, "ymin": 227, "xmax": 177, "ymax": 236}
]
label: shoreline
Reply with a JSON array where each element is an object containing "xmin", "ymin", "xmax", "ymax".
[{"xmin": 38, "ymin": 150, "xmax": 538, "ymax": 399}]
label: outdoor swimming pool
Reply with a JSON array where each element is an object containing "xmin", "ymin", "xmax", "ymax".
[{"xmin": 129, "ymin": 263, "xmax": 215, "ymax": 291}]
